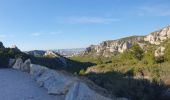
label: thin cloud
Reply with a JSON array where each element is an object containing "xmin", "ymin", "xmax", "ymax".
[
  {"xmin": 63, "ymin": 16, "xmax": 119, "ymax": 24},
  {"xmin": 138, "ymin": 5, "xmax": 170, "ymax": 17},
  {"xmin": 30, "ymin": 31, "xmax": 63, "ymax": 37}
]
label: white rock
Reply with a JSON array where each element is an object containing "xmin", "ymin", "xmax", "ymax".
[
  {"xmin": 30, "ymin": 64, "xmax": 48, "ymax": 79},
  {"xmin": 37, "ymin": 69, "xmax": 75, "ymax": 95},
  {"xmin": 12, "ymin": 58, "xmax": 23, "ymax": 70},
  {"xmin": 155, "ymin": 46, "xmax": 165, "ymax": 57},
  {"xmin": 21, "ymin": 59, "xmax": 31, "ymax": 72},
  {"xmin": 65, "ymin": 82, "xmax": 111, "ymax": 100}
]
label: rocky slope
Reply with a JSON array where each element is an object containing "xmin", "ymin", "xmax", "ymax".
[
  {"xmin": 84, "ymin": 26, "xmax": 170, "ymax": 57},
  {"xmin": 11, "ymin": 58, "xmax": 129, "ymax": 100}
]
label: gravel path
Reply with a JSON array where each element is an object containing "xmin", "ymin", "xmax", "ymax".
[{"xmin": 0, "ymin": 69, "xmax": 63, "ymax": 100}]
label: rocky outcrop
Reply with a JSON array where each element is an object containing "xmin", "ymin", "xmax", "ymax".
[
  {"xmin": 84, "ymin": 36, "xmax": 144, "ymax": 57},
  {"xmin": 84, "ymin": 26, "xmax": 170, "ymax": 57},
  {"xmin": 44, "ymin": 51, "xmax": 67, "ymax": 67},
  {"xmin": 12, "ymin": 58, "xmax": 114, "ymax": 100},
  {"xmin": 155, "ymin": 46, "xmax": 165, "ymax": 57},
  {"xmin": 144, "ymin": 26, "xmax": 170, "ymax": 45}
]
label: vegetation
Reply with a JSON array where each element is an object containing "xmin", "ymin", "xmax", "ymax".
[{"xmin": 70, "ymin": 42, "xmax": 170, "ymax": 100}]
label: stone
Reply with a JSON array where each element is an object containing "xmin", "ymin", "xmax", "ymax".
[
  {"xmin": 30, "ymin": 64, "xmax": 48, "ymax": 79},
  {"xmin": 155, "ymin": 46, "xmax": 165, "ymax": 57},
  {"xmin": 65, "ymin": 82, "xmax": 111, "ymax": 100},
  {"xmin": 12, "ymin": 58, "xmax": 23, "ymax": 70},
  {"xmin": 36, "ymin": 69, "xmax": 75, "ymax": 95},
  {"xmin": 21, "ymin": 59, "xmax": 31, "ymax": 72}
]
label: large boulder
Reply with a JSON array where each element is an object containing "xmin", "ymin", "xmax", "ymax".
[
  {"xmin": 12, "ymin": 58, "xmax": 31, "ymax": 72},
  {"xmin": 36, "ymin": 69, "xmax": 75, "ymax": 95},
  {"xmin": 155, "ymin": 46, "xmax": 165, "ymax": 57},
  {"xmin": 30, "ymin": 64, "xmax": 48, "ymax": 79},
  {"xmin": 21, "ymin": 59, "xmax": 31, "ymax": 72},
  {"xmin": 12, "ymin": 58, "xmax": 23, "ymax": 70},
  {"xmin": 65, "ymin": 82, "xmax": 111, "ymax": 100}
]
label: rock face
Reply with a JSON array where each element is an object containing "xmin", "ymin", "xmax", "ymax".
[
  {"xmin": 155, "ymin": 46, "xmax": 165, "ymax": 57},
  {"xmin": 12, "ymin": 58, "xmax": 113, "ymax": 100},
  {"xmin": 44, "ymin": 51, "xmax": 67, "ymax": 67},
  {"xmin": 84, "ymin": 26, "xmax": 170, "ymax": 57},
  {"xmin": 144, "ymin": 26, "xmax": 170, "ymax": 45},
  {"xmin": 84, "ymin": 36, "xmax": 144, "ymax": 57}
]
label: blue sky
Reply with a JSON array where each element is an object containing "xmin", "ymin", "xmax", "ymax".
[{"xmin": 0, "ymin": 0, "xmax": 170, "ymax": 51}]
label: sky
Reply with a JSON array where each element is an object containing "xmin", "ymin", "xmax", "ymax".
[{"xmin": 0, "ymin": 0, "xmax": 170, "ymax": 51}]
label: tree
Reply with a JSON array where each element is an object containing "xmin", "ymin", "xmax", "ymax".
[
  {"xmin": 143, "ymin": 48, "xmax": 155, "ymax": 64},
  {"xmin": 164, "ymin": 42, "xmax": 170, "ymax": 61},
  {"xmin": 130, "ymin": 44, "xmax": 144, "ymax": 60}
]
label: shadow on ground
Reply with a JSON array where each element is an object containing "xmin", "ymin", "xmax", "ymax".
[{"xmin": 85, "ymin": 71, "xmax": 169, "ymax": 100}]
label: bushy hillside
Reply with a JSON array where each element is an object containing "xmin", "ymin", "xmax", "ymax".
[{"xmin": 70, "ymin": 26, "xmax": 170, "ymax": 100}]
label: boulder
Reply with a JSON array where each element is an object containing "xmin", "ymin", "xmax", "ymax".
[
  {"xmin": 30, "ymin": 64, "xmax": 48, "ymax": 79},
  {"xmin": 21, "ymin": 59, "xmax": 31, "ymax": 72},
  {"xmin": 12, "ymin": 58, "xmax": 23, "ymax": 70},
  {"xmin": 36, "ymin": 69, "xmax": 76, "ymax": 95},
  {"xmin": 155, "ymin": 46, "xmax": 165, "ymax": 57},
  {"xmin": 65, "ymin": 82, "xmax": 111, "ymax": 100}
]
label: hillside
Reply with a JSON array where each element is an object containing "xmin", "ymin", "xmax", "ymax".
[{"xmin": 71, "ymin": 25, "xmax": 170, "ymax": 100}]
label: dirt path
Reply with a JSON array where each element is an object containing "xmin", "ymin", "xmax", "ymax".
[{"xmin": 0, "ymin": 69, "xmax": 63, "ymax": 100}]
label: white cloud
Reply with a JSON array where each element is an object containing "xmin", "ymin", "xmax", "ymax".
[
  {"xmin": 138, "ymin": 5, "xmax": 170, "ymax": 17},
  {"xmin": 30, "ymin": 31, "xmax": 63, "ymax": 37},
  {"xmin": 63, "ymin": 16, "xmax": 119, "ymax": 24}
]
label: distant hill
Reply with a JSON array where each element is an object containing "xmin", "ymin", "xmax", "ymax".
[{"xmin": 84, "ymin": 26, "xmax": 170, "ymax": 57}]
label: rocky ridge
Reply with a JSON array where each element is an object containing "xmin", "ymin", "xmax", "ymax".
[{"xmin": 84, "ymin": 26, "xmax": 170, "ymax": 57}]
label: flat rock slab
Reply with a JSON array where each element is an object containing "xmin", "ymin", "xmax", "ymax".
[{"xmin": 0, "ymin": 69, "xmax": 63, "ymax": 100}]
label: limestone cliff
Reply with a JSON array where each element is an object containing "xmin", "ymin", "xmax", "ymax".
[
  {"xmin": 144, "ymin": 26, "xmax": 170, "ymax": 45},
  {"xmin": 84, "ymin": 26, "xmax": 170, "ymax": 57},
  {"xmin": 84, "ymin": 36, "xmax": 144, "ymax": 57}
]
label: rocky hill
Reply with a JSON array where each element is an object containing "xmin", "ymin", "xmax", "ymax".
[{"xmin": 84, "ymin": 26, "xmax": 170, "ymax": 57}]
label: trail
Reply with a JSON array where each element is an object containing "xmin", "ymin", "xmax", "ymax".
[{"xmin": 0, "ymin": 69, "xmax": 62, "ymax": 100}]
